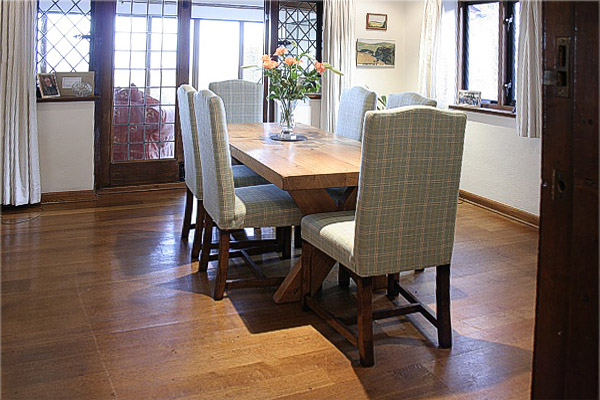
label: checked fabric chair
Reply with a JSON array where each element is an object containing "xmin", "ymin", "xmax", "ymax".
[
  {"xmin": 178, "ymin": 85, "xmax": 269, "ymax": 260},
  {"xmin": 301, "ymin": 106, "xmax": 467, "ymax": 366},
  {"xmin": 335, "ymin": 86, "xmax": 377, "ymax": 141},
  {"xmin": 209, "ymin": 79, "xmax": 295, "ymax": 255},
  {"xmin": 328, "ymin": 86, "xmax": 377, "ymax": 206},
  {"xmin": 386, "ymin": 92, "xmax": 437, "ymax": 109},
  {"xmin": 194, "ymin": 89, "xmax": 304, "ymax": 300},
  {"xmin": 208, "ymin": 79, "xmax": 263, "ymax": 124}
]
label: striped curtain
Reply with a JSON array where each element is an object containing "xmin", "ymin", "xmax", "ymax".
[
  {"xmin": 0, "ymin": 0, "xmax": 41, "ymax": 205},
  {"xmin": 516, "ymin": 0, "xmax": 542, "ymax": 138},
  {"xmin": 320, "ymin": 0, "xmax": 354, "ymax": 132}
]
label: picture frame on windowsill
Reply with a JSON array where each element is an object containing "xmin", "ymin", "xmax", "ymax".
[{"xmin": 37, "ymin": 73, "xmax": 61, "ymax": 98}]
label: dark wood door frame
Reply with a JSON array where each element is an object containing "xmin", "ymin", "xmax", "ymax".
[
  {"xmin": 91, "ymin": 0, "xmax": 189, "ymax": 189},
  {"xmin": 532, "ymin": 2, "xmax": 598, "ymax": 399}
]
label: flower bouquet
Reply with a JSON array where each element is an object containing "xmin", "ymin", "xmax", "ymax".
[{"xmin": 244, "ymin": 44, "xmax": 341, "ymax": 140}]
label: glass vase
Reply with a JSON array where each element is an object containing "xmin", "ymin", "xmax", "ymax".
[{"xmin": 276, "ymin": 99, "xmax": 298, "ymax": 140}]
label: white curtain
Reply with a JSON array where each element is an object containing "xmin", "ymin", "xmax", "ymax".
[
  {"xmin": 0, "ymin": 0, "xmax": 41, "ymax": 205},
  {"xmin": 516, "ymin": 0, "xmax": 542, "ymax": 138},
  {"xmin": 320, "ymin": 0, "xmax": 354, "ymax": 132},
  {"xmin": 417, "ymin": 0, "xmax": 442, "ymax": 99}
]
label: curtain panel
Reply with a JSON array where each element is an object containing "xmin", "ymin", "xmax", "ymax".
[
  {"xmin": 417, "ymin": 0, "xmax": 442, "ymax": 99},
  {"xmin": 516, "ymin": 0, "xmax": 543, "ymax": 138},
  {"xmin": 320, "ymin": 0, "xmax": 354, "ymax": 132},
  {"xmin": 0, "ymin": 0, "xmax": 41, "ymax": 205}
]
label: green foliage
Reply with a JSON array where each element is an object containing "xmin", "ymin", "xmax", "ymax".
[{"xmin": 377, "ymin": 94, "xmax": 387, "ymax": 110}]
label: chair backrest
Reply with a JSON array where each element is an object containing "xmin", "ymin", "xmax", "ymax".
[
  {"xmin": 208, "ymin": 79, "xmax": 263, "ymax": 124},
  {"xmin": 335, "ymin": 86, "xmax": 377, "ymax": 141},
  {"xmin": 193, "ymin": 89, "xmax": 237, "ymax": 229},
  {"xmin": 353, "ymin": 106, "xmax": 467, "ymax": 276},
  {"xmin": 386, "ymin": 92, "xmax": 437, "ymax": 109},
  {"xmin": 177, "ymin": 85, "xmax": 202, "ymax": 198}
]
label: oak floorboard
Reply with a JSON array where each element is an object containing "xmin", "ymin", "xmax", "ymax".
[{"xmin": 1, "ymin": 191, "xmax": 537, "ymax": 399}]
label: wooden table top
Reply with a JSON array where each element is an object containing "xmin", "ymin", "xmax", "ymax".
[{"xmin": 228, "ymin": 123, "xmax": 361, "ymax": 191}]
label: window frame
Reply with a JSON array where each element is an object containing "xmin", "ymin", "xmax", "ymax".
[
  {"xmin": 458, "ymin": 0, "xmax": 519, "ymax": 109},
  {"xmin": 189, "ymin": 18, "xmax": 264, "ymax": 89}
]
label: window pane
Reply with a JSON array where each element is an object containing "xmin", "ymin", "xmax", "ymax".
[
  {"xmin": 242, "ymin": 22, "xmax": 264, "ymax": 82},
  {"xmin": 467, "ymin": 2, "xmax": 499, "ymax": 101},
  {"xmin": 37, "ymin": 0, "xmax": 91, "ymax": 73},
  {"xmin": 196, "ymin": 20, "xmax": 240, "ymax": 89},
  {"xmin": 111, "ymin": 0, "xmax": 178, "ymax": 162}
]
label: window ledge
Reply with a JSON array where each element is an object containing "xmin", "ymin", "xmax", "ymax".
[
  {"xmin": 449, "ymin": 104, "xmax": 516, "ymax": 118},
  {"xmin": 37, "ymin": 96, "xmax": 100, "ymax": 103}
]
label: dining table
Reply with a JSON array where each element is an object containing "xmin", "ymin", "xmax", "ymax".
[{"xmin": 228, "ymin": 122, "xmax": 363, "ymax": 304}]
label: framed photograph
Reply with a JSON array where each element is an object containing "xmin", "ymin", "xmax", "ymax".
[
  {"xmin": 457, "ymin": 90, "xmax": 482, "ymax": 107},
  {"xmin": 55, "ymin": 72, "xmax": 95, "ymax": 97},
  {"xmin": 356, "ymin": 39, "xmax": 395, "ymax": 67},
  {"xmin": 37, "ymin": 73, "xmax": 60, "ymax": 98},
  {"xmin": 366, "ymin": 13, "xmax": 387, "ymax": 30}
]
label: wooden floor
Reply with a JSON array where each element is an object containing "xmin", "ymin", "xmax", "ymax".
[{"xmin": 1, "ymin": 190, "xmax": 538, "ymax": 399}]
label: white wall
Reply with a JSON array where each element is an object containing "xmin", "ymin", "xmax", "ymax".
[
  {"xmin": 37, "ymin": 101, "xmax": 95, "ymax": 193},
  {"xmin": 352, "ymin": 0, "xmax": 408, "ymax": 97},
  {"xmin": 460, "ymin": 112, "xmax": 541, "ymax": 215}
]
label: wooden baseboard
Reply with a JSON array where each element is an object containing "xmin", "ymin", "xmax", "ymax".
[
  {"xmin": 97, "ymin": 182, "xmax": 186, "ymax": 195},
  {"xmin": 41, "ymin": 190, "xmax": 97, "ymax": 204},
  {"xmin": 459, "ymin": 190, "xmax": 539, "ymax": 228}
]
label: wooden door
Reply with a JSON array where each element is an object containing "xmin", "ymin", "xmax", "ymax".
[
  {"xmin": 93, "ymin": 0, "xmax": 189, "ymax": 188},
  {"xmin": 532, "ymin": 2, "xmax": 598, "ymax": 399}
]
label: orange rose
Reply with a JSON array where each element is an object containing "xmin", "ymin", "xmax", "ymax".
[
  {"xmin": 273, "ymin": 46, "xmax": 288, "ymax": 57},
  {"xmin": 263, "ymin": 60, "xmax": 279, "ymax": 69},
  {"xmin": 284, "ymin": 57, "xmax": 298, "ymax": 66},
  {"xmin": 261, "ymin": 54, "xmax": 271, "ymax": 62},
  {"xmin": 315, "ymin": 61, "xmax": 326, "ymax": 74}
]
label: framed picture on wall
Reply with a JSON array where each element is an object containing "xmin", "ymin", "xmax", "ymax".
[
  {"xmin": 366, "ymin": 13, "xmax": 387, "ymax": 30},
  {"xmin": 356, "ymin": 39, "xmax": 395, "ymax": 67},
  {"xmin": 37, "ymin": 73, "xmax": 61, "ymax": 98}
]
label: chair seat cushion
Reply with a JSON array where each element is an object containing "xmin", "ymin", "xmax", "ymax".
[
  {"xmin": 301, "ymin": 211, "xmax": 356, "ymax": 269},
  {"xmin": 232, "ymin": 165, "xmax": 268, "ymax": 187},
  {"xmin": 231, "ymin": 184, "xmax": 304, "ymax": 229}
]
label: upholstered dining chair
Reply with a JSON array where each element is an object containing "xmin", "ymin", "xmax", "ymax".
[
  {"xmin": 335, "ymin": 86, "xmax": 377, "ymax": 141},
  {"xmin": 208, "ymin": 79, "xmax": 263, "ymax": 124},
  {"xmin": 194, "ymin": 89, "xmax": 305, "ymax": 300},
  {"xmin": 386, "ymin": 92, "xmax": 437, "ymax": 109},
  {"xmin": 178, "ymin": 85, "xmax": 268, "ymax": 260},
  {"xmin": 209, "ymin": 79, "xmax": 295, "ymax": 255},
  {"xmin": 301, "ymin": 106, "xmax": 467, "ymax": 366}
]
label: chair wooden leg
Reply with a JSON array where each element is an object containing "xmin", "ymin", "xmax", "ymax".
[
  {"xmin": 436, "ymin": 264, "xmax": 452, "ymax": 348},
  {"xmin": 191, "ymin": 200, "xmax": 206, "ymax": 260},
  {"xmin": 213, "ymin": 230, "xmax": 231, "ymax": 300},
  {"xmin": 181, "ymin": 187, "xmax": 193, "ymax": 239},
  {"xmin": 294, "ymin": 226, "xmax": 302, "ymax": 249},
  {"xmin": 357, "ymin": 276, "xmax": 374, "ymax": 367},
  {"xmin": 338, "ymin": 264, "xmax": 350, "ymax": 287},
  {"xmin": 387, "ymin": 273, "xmax": 399, "ymax": 298},
  {"xmin": 280, "ymin": 227, "xmax": 292, "ymax": 260},
  {"xmin": 198, "ymin": 211, "xmax": 213, "ymax": 272},
  {"xmin": 301, "ymin": 242, "xmax": 314, "ymax": 312}
]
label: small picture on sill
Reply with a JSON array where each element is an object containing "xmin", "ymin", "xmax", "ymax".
[
  {"xmin": 37, "ymin": 73, "xmax": 61, "ymax": 98},
  {"xmin": 457, "ymin": 90, "xmax": 481, "ymax": 107}
]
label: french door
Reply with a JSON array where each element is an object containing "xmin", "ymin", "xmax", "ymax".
[{"xmin": 94, "ymin": 0, "xmax": 189, "ymax": 187}]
